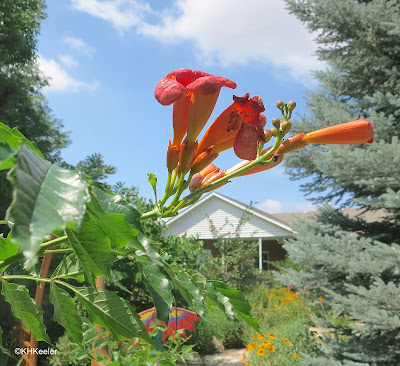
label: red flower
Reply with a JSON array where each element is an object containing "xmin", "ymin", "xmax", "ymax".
[
  {"xmin": 155, "ymin": 69, "xmax": 236, "ymax": 146},
  {"xmin": 197, "ymin": 93, "xmax": 266, "ymax": 160},
  {"xmin": 302, "ymin": 119, "xmax": 374, "ymax": 145}
]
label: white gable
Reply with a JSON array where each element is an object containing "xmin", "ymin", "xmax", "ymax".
[{"xmin": 163, "ymin": 193, "xmax": 294, "ymax": 239}]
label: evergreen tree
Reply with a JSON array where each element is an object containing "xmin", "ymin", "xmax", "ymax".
[{"xmin": 275, "ymin": 1, "xmax": 400, "ymax": 365}]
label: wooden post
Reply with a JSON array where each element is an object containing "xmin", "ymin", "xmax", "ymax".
[
  {"xmin": 91, "ymin": 276, "xmax": 111, "ymax": 366},
  {"xmin": 258, "ymin": 238, "xmax": 263, "ymax": 272}
]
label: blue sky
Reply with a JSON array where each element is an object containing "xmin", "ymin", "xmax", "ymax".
[{"xmin": 37, "ymin": 0, "xmax": 324, "ymax": 213}]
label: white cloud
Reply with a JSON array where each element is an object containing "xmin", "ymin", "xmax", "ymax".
[
  {"xmin": 38, "ymin": 56, "xmax": 98, "ymax": 92},
  {"xmin": 70, "ymin": 0, "xmax": 151, "ymax": 31},
  {"xmin": 59, "ymin": 54, "xmax": 79, "ymax": 68},
  {"xmin": 257, "ymin": 199, "xmax": 315, "ymax": 213},
  {"xmin": 70, "ymin": 0, "xmax": 323, "ymax": 81},
  {"xmin": 64, "ymin": 36, "xmax": 94, "ymax": 57}
]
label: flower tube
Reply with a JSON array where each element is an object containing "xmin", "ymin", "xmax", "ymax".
[{"xmin": 302, "ymin": 119, "xmax": 374, "ymax": 144}]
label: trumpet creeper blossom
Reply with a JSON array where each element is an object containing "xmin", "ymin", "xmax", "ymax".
[
  {"xmin": 197, "ymin": 93, "xmax": 266, "ymax": 160},
  {"xmin": 155, "ymin": 69, "xmax": 236, "ymax": 146}
]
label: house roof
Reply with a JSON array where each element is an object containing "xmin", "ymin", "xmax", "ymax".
[{"xmin": 163, "ymin": 192, "xmax": 295, "ymax": 239}]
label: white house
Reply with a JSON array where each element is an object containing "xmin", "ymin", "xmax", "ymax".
[{"xmin": 163, "ymin": 192, "xmax": 297, "ymax": 270}]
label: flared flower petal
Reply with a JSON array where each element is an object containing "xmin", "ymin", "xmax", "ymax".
[
  {"xmin": 302, "ymin": 119, "xmax": 374, "ymax": 144},
  {"xmin": 196, "ymin": 94, "xmax": 266, "ymax": 160}
]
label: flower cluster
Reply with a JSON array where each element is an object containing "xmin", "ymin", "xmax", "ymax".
[
  {"xmin": 149, "ymin": 68, "xmax": 375, "ymax": 218},
  {"xmin": 243, "ymin": 332, "xmax": 298, "ymax": 362}
]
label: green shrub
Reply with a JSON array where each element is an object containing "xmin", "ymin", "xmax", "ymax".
[{"xmin": 188, "ymin": 307, "xmax": 244, "ymax": 354}]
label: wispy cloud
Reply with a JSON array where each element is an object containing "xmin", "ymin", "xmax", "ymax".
[
  {"xmin": 257, "ymin": 199, "xmax": 315, "ymax": 214},
  {"xmin": 64, "ymin": 36, "xmax": 94, "ymax": 57},
  {"xmin": 38, "ymin": 56, "xmax": 98, "ymax": 92},
  {"xmin": 59, "ymin": 54, "xmax": 79, "ymax": 68},
  {"xmin": 70, "ymin": 0, "xmax": 151, "ymax": 31}
]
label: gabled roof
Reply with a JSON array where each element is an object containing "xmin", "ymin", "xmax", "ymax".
[{"xmin": 164, "ymin": 192, "xmax": 295, "ymax": 239}]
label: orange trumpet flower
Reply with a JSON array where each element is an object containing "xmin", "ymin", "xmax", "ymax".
[
  {"xmin": 302, "ymin": 119, "xmax": 374, "ymax": 145},
  {"xmin": 197, "ymin": 94, "xmax": 266, "ymax": 160}
]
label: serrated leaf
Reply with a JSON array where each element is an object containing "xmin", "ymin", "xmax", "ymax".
[
  {"xmin": 87, "ymin": 188, "xmax": 143, "ymax": 250},
  {"xmin": 66, "ymin": 213, "xmax": 113, "ymax": 286},
  {"xmin": 136, "ymin": 258, "xmax": 173, "ymax": 324},
  {"xmin": 0, "ymin": 141, "xmax": 16, "ymax": 170},
  {"xmin": 7, "ymin": 145, "xmax": 89, "ymax": 263},
  {"xmin": 65, "ymin": 284, "xmax": 157, "ymax": 346},
  {"xmin": 91, "ymin": 185, "xmax": 143, "ymax": 234},
  {"xmin": 0, "ymin": 235, "xmax": 19, "ymax": 273},
  {"xmin": 206, "ymin": 281, "xmax": 260, "ymax": 333},
  {"xmin": 49, "ymin": 283, "xmax": 83, "ymax": 345},
  {"xmin": 164, "ymin": 264, "xmax": 205, "ymax": 318},
  {"xmin": 0, "ymin": 122, "xmax": 43, "ymax": 158},
  {"xmin": 1, "ymin": 281, "xmax": 51, "ymax": 343},
  {"xmin": 51, "ymin": 254, "xmax": 84, "ymax": 282}
]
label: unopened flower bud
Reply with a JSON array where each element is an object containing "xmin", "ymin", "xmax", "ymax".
[
  {"xmin": 264, "ymin": 129, "xmax": 273, "ymax": 143},
  {"xmin": 179, "ymin": 140, "xmax": 198, "ymax": 175},
  {"xmin": 270, "ymin": 127, "xmax": 278, "ymax": 137},
  {"xmin": 166, "ymin": 141, "xmax": 180, "ymax": 172},
  {"xmin": 201, "ymin": 171, "xmax": 225, "ymax": 188},
  {"xmin": 272, "ymin": 118, "xmax": 281, "ymax": 129},
  {"xmin": 287, "ymin": 101, "xmax": 296, "ymax": 111},
  {"xmin": 276, "ymin": 100, "xmax": 285, "ymax": 110},
  {"xmin": 275, "ymin": 133, "xmax": 308, "ymax": 155},
  {"xmin": 281, "ymin": 121, "xmax": 292, "ymax": 134},
  {"xmin": 190, "ymin": 150, "xmax": 219, "ymax": 175},
  {"xmin": 189, "ymin": 173, "xmax": 202, "ymax": 192}
]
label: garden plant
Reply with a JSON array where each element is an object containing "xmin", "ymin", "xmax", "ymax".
[{"xmin": 0, "ymin": 68, "xmax": 374, "ymax": 364}]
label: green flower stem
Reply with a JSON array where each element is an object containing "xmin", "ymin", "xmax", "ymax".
[
  {"xmin": 0, "ymin": 275, "xmax": 52, "ymax": 283},
  {"xmin": 167, "ymin": 133, "xmax": 285, "ymax": 216},
  {"xmin": 159, "ymin": 171, "xmax": 173, "ymax": 207},
  {"xmin": 0, "ymin": 235, "xmax": 69, "ymax": 269},
  {"xmin": 43, "ymin": 248, "xmax": 73, "ymax": 255}
]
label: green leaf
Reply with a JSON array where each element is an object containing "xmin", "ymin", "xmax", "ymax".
[
  {"xmin": 91, "ymin": 185, "xmax": 143, "ymax": 234},
  {"xmin": 164, "ymin": 264, "xmax": 205, "ymax": 318},
  {"xmin": 64, "ymin": 284, "xmax": 157, "ymax": 346},
  {"xmin": 0, "ymin": 122, "xmax": 43, "ymax": 158},
  {"xmin": 147, "ymin": 173, "xmax": 158, "ymax": 202},
  {"xmin": 49, "ymin": 283, "xmax": 83, "ymax": 345},
  {"xmin": 66, "ymin": 213, "xmax": 113, "ymax": 286},
  {"xmin": 206, "ymin": 281, "xmax": 260, "ymax": 333},
  {"xmin": 0, "ymin": 141, "xmax": 16, "ymax": 170},
  {"xmin": 0, "ymin": 235, "xmax": 19, "ymax": 273},
  {"xmin": 87, "ymin": 187, "xmax": 143, "ymax": 250},
  {"xmin": 1, "ymin": 281, "xmax": 51, "ymax": 343},
  {"xmin": 136, "ymin": 257, "xmax": 173, "ymax": 324},
  {"xmin": 51, "ymin": 254, "xmax": 84, "ymax": 282},
  {"xmin": 7, "ymin": 145, "xmax": 89, "ymax": 263}
]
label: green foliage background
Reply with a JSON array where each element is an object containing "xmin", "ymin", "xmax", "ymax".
[{"xmin": 275, "ymin": 1, "xmax": 400, "ymax": 365}]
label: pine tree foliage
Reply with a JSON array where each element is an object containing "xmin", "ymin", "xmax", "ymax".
[{"xmin": 275, "ymin": 1, "xmax": 400, "ymax": 365}]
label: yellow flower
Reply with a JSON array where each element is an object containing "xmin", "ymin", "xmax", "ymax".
[
  {"xmin": 319, "ymin": 296, "xmax": 324, "ymax": 301},
  {"xmin": 257, "ymin": 334, "xmax": 264, "ymax": 340},
  {"xmin": 268, "ymin": 333, "xmax": 277, "ymax": 339},
  {"xmin": 257, "ymin": 347, "xmax": 266, "ymax": 356},
  {"xmin": 246, "ymin": 344, "xmax": 255, "ymax": 351},
  {"xmin": 267, "ymin": 346, "xmax": 275, "ymax": 352},
  {"xmin": 252, "ymin": 333, "xmax": 257, "ymax": 339},
  {"xmin": 245, "ymin": 364, "xmax": 250, "ymax": 366},
  {"xmin": 282, "ymin": 338, "xmax": 291, "ymax": 344},
  {"xmin": 293, "ymin": 354, "xmax": 301, "ymax": 358},
  {"xmin": 261, "ymin": 340, "xmax": 273, "ymax": 348}
]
